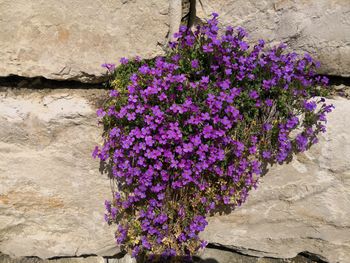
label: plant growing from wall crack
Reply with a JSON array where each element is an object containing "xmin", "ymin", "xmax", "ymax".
[{"xmin": 93, "ymin": 13, "xmax": 333, "ymax": 262}]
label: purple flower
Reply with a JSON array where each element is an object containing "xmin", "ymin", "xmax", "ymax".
[
  {"xmin": 101, "ymin": 63, "xmax": 116, "ymax": 72},
  {"xmin": 303, "ymin": 100, "xmax": 317, "ymax": 111},
  {"xmin": 239, "ymin": 41, "xmax": 249, "ymax": 51},
  {"xmin": 296, "ymin": 134, "xmax": 308, "ymax": 151},
  {"xmin": 110, "ymin": 90, "xmax": 119, "ymax": 97},
  {"xmin": 120, "ymin": 57, "xmax": 129, "ymax": 65},
  {"xmin": 249, "ymin": 90, "xmax": 259, "ymax": 99},
  {"xmin": 321, "ymin": 76, "xmax": 329, "ymax": 85},
  {"xmin": 262, "ymin": 151, "xmax": 271, "ymax": 159},
  {"xmin": 203, "ymin": 125, "xmax": 213, "ymax": 138},
  {"xmin": 92, "ymin": 146, "xmax": 99, "ymax": 159},
  {"xmin": 155, "ymin": 213, "xmax": 168, "ymax": 224},
  {"xmin": 139, "ymin": 65, "xmax": 149, "ymax": 74},
  {"xmin": 200, "ymin": 240, "xmax": 208, "ymax": 248},
  {"xmin": 110, "ymin": 127, "xmax": 120, "ymax": 138},
  {"xmin": 265, "ymin": 99, "xmax": 273, "ymax": 107},
  {"xmin": 93, "ymin": 13, "xmax": 332, "ymax": 258},
  {"xmin": 141, "ymin": 236, "xmax": 151, "ymax": 250},
  {"xmin": 201, "ymin": 76, "xmax": 209, "ymax": 84},
  {"xmin": 183, "ymin": 143, "xmax": 194, "ymax": 153},
  {"xmin": 96, "ymin": 108, "xmax": 106, "ymax": 117},
  {"xmin": 104, "ymin": 214, "xmax": 109, "ymax": 223},
  {"xmin": 286, "ymin": 117, "xmax": 299, "ymax": 129},
  {"xmin": 219, "ymin": 79, "xmax": 230, "ymax": 90},
  {"xmin": 145, "ymin": 136, "xmax": 154, "ymax": 146},
  {"xmin": 191, "ymin": 59, "xmax": 199, "ymax": 69},
  {"xmin": 203, "ymin": 44, "xmax": 214, "ymax": 53},
  {"xmin": 132, "ymin": 246, "xmax": 140, "ymax": 258}
]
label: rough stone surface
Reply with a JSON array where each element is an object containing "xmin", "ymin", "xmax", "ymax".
[
  {"xmin": 197, "ymin": 0, "xmax": 350, "ymax": 77},
  {"xmin": 202, "ymin": 98, "xmax": 350, "ymax": 263},
  {"xmin": 1, "ymin": 87, "xmax": 350, "ymax": 262},
  {"xmin": 0, "ymin": 88, "xmax": 118, "ymax": 258},
  {"xmin": 0, "ymin": 254, "xmax": 106, "ymax": 263},
  {"xmin": 1, "ymin": 0, "xmax": 349, "ymax": 82},
  {"xmin": 0, "ymin": 254, "xmax": 139, "ymax": 263},
  {"xmin": 0, "ymin": 251, "xmax": 320, "ymax": 263},
  {"xmin": 0, "ymin": 0, "xmax": 169, "ymax": 82},
  {"xmin": 198, "ymin": 248, "xmax": 319, "ymax": 263}
]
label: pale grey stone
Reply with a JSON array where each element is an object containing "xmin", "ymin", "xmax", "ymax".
[
  {"xmin": 1, "ymin": 0, "xmax": 348, "ymax": 82},
  {"xmin": 0, "ymin": 89, "xmax": 117, "ymax": 258},
  {"xmin": 0, "ymin": 254, "xmax": 105, "ymax": 263},
  {"xmin": 197, "ymin": 0, "xmax": 350, "ymax": 77},
  {"xmin": 198, "ymin": 247, "xmax": 319, "ymax": 263},
  {"xmin": 105, "ymin": 254, "xmax": 136, "ymax": 263},
  {"xmin": 202, "ymin": 98, "xmax": 350, "ymax": 263},
  {"xmin": 1, "ymin": 87, "xmax": 349, "ymax": 263},
  {"xmin": 0, "ymin": 0, "xmax": 169, "ymax": 82}
]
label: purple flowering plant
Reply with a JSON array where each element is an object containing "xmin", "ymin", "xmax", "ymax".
[{"xmin": 93, "ymin": 14, "xmax": 333, "ymax": 261}]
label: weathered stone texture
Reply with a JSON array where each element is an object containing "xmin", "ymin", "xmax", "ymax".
[
  {"xmin": 1, "ymin": 0, "xmax": 349, "ymax": 82},
  {"xmin": 0, "ymin": 251, "xmax": 319, "ymax": 263},
  {"xmin": 0, "ymin": 0, "xmax": 169, "ymax": 82},
  {"xmin": 0, "ymin": 254, "xmax": 137, "ymax": 263},
  {"xmin": 202, "ymin": 97, "xmax": 350, "ymax": 263},
  {"xmin": 1, "ymin": 1, "xmax": 349, "ymax": 262},
  {"xmin": 197, "ymin": 0, "xmax": 350, "ymax": 77},
  {"xmin": 0, "ymin": 254, "xmax": 106, "ymax": 263},
  {"xmin": 0, "ymin": 89, "xmax": 118, "ymax": 258},
  {"xmin": 1, "ymin": 87, "xmax": 349, "ymax": 263}
]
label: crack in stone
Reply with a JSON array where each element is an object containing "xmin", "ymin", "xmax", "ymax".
[{"xmin": 207, "ymin": 243, "xmax": 329, "ymax": 263}]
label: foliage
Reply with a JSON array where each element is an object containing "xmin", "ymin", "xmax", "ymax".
[{"xmin": 93, "ymin": 13, "xmax": 333, "ymax": 262}]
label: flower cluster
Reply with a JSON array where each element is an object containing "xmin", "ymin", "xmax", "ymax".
[{"xmin": 93, "ymin": 13, "xmax": 333, "ymax": 261}]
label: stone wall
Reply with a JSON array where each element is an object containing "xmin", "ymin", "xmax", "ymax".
[
  {"xmin": 0, "ymin": 1, "xmax": 350, "ymax": 263},
  {"xmin": 0, "ymin": 88, "xmax": 118, "ymax": 258},
  {"xmin": 197, "ymin": 0, "xmax": 350, "ymax": 77},
  {"xmin": 0, "ymin": 0, "xmax": 169, "ymax": 82},
  {"xmin": 1, "ymin": 85, "xmax": 349, "ymax": 262},
  {"xmin": 203, "ymin": 97, "xmax": 350, "ymax": 263},
  {"xmin": 0, "ymin": 0, "xmax": 349, "ymax": 81}
]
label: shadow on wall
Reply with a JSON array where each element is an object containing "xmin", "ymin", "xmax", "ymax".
[{"xmin": 194, "ymin": 257, "xmax": 219, "ymax": 263}]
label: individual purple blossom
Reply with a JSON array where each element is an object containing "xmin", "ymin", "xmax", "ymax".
[
  {"xmin": 265, "ymin": 99, "xmax": 273, "ymax": 107},
  {"xmin": 239, "ymin": 41, "xmax": 249, "ymax": 51},
  {"xmin": 139, "ymin": 65, "xmax": 149, "ymax": 74},
  {"xmin": 212, "ymin": 12, "xmax": 219, "ymax": 18},
  {"xmin": 110, "ymin": 127, "xmax": 120, "ymax": 138},
  {"xmin": 191, "ymin": 59, "xmax": 199, "ymax": 69},
  {"xmin": 262, "ymin": 151, "xmax": 271, "ymax": 159},
  {"xmin": 104, "ymin": 213, "xmax": 109, "ymax": 223},
  {"xmin": 101, "ymin": 63, "xmax": 116, "ymax": 72},
  {"xmin": 145, "ymin": 136, "xmax": 154, "ymax": 146},
  {"xmin": 141, "ymin": 236, "xmax": 151, "ymax": 250},
  {"xmin": 110, "ymin": 90, "xmax": 119, "ymax": 97},
  {"xmin": 92, "ymin": 146, "xmax": 99, "ymax": 159},
  {"xmin": 183, "ymin": 143, "xmax": 194, "ymax": 153},
  {"xmin": 120, "ymin": 57, "xmax": 129, "ymax": 65},
  {"xmin": 286, "ymin": 117, "xmax": 299, "ymax": 129},
  {"xmin": 132, "ymin": 246, "xmax": 140, "ymax": 257},
  {"xmin": 296, "ymin": 134, "xmax": 308, "ymax": 151},
  {"xmin": 203, "ymin": 44, "xmax": 214, "ymax": 53},
  {"xmin": 219, "ymin": 79, "xmax": 230, "ymax": 90},
  {"xmin": 249, "ymin": 90, "xmax": 259, "ymax": 99},
  {"xmin": 303, "ymin": 100, "xmax": 317, "ymax": 111},
  {"xmin": 96, "ymin": 108, "xmax": 106, "ymax": 117}
]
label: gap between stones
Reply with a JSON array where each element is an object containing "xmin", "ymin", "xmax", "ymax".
[
  {"xmin": 0, "ymin": 246, "xmax": 328, "ymax": 263},
  {"xmin": 0, "ymin": 75, "xmax": 349, "ymax": 91},
  {"xmin": 205, "ymin": 243, "xmax": 328, "ymax": 263}
]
